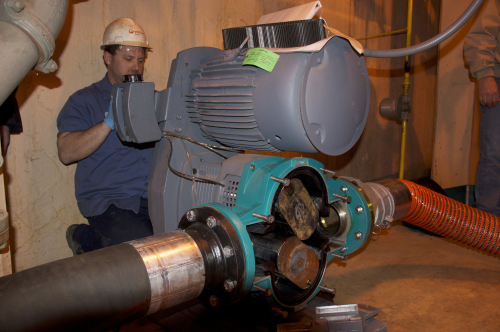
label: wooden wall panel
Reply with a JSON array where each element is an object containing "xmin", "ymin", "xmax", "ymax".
[{"xmin": 432, "ymin": 0, "xmax": 482, "ymax": 189}]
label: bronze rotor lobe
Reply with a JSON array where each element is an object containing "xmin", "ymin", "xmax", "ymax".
[
  {"xmin": 277, "ymin": 178, "xmax": 319, "ymax": 241},
  {"xmin": 276, "ymin": 237, "xmax": 320, "ymax": 289}
]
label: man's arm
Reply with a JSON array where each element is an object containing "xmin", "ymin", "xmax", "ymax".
[
  {"xmin": 57, "ymin": 121, "xmax": 111, "ymax": 165},
  {"xmin": 464, "ymin": 1, "xmax": 500, "ymax": 107}
]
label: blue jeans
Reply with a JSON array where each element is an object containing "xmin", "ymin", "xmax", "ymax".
[
  {"xmin": 73, "ymin": 197, "xmax": 153, "ymax": 253},
  {"xmin": 476, "ymin": 77, "xmax": 500, "ymax": 217}
]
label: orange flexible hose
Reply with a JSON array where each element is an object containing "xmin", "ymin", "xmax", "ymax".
[{"xmin": 398, "ymin": 179, "xmax": 500, "ymax": 255}]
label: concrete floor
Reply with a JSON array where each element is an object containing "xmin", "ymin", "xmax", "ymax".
[{"xmin": 121, "ymin": 221, "xmax": 500, "ymax": 331}]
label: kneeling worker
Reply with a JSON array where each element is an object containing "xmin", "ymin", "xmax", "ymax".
[{"xmin": 57, "ymin": 18, "xmax": 155, "ymax": 255}]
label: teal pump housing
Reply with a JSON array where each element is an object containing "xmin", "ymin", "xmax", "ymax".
[{"xmin": 181, "ymin": 155, "xmax": 373, "ymax": 311}]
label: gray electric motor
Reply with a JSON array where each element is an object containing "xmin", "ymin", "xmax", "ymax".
[{"xmin": 113, "ymin": 36, "xmax": 369, "ymax": 156}]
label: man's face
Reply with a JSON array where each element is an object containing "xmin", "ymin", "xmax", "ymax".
[{"xmin": 105, "ymin": 46, "xmax": 145, "ymax": 84}]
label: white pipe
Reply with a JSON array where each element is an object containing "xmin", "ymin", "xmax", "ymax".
[{"xmin": 0, "ymin": 0, "xmax": 69, "ymax": 105}]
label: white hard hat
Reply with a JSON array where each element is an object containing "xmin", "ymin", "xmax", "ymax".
[{"xmin": 100, "ymin": 18, "xmax": 151, "ymax": 50}]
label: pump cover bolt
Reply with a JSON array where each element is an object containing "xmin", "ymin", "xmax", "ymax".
[
  {"xmin": 270, "ymin": 175, "xmax": 290, "ymax": 187},
  {"xmin": 186, "ymin": 210, "xmax": 196, "ymax": 222},
  {"xmin": 340, "ymin": 185, "xmax": 349, "ymax": 193},
  {"xmin": 355, "ymin": 206, "xmax": 364, "ymax": 214},
  {"xmin": 354, "ymin": 231, "xmax": 363, "ymax": 240},
  {"xmin": 206, "ymin": 216, "xmax": 217, "ymax": 228},
  {"xmin": 223, "ymin": 246, "xmax": 234, "ymax": 258}
]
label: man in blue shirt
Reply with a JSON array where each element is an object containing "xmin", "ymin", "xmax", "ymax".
[{"xmin": 57, "ymin": 18, "xmax": 155, "ymax": 255}]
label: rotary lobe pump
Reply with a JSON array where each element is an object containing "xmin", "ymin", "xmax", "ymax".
[{"xmin": 0, "ymin": 35, "xmax": 499, "ymax": 332}]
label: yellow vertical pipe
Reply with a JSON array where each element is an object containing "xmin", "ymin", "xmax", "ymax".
[{"xmin": 399, "ymin": 0, "xmax": 413, "ymax": 179}]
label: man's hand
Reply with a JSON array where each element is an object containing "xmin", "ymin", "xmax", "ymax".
[
  {"xmin": 104, "ymin": 99, "xmax": 115, "ymax": 130},
  {"xmin": 478, "ymin": 76, "xmax": 500, "ymax": 108}
]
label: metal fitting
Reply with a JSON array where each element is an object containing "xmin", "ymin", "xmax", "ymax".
[
  {"xmin": 224, "ymin": 280, "xmax": 236, "ymax": 292},
  {"xmin": 340, "ymin": 185, "xmax": 349, "ymax": 193},
  {"xmin": 331, "ymin": 253, "xmax": 348, "ymax": 261},
  {"xmin": 11, "ymin": 1, "xmax": 25, "ymax": 13},
  {"xmin": 253, "ymin": 285, "xmax": 272, "ymax": 296},
  {"xmin": 223, "ymin": 246, "xmax": 234, "ymax": 258},
  {"xmin": 318, "ymin": 285, "xmax": 336, "ymax": 295},
  {"xmin": 271, "ymin": 307, "xmax": 288, "ymax": 318},
  {"xmin": 332, "ymin": 193, "xmax": 352, "ymax": 204},
  {"xmin": 270, "ymin": 175, "xmax": 290, "ymax": 187},
  {"xmin": 186, "ymin": 210, "xmax": 196, "ymax": 222},
  {"xmin": 250, "ymin": 165, "xmax": 255, "ymax": 171},
  {"xmin": 320, "ymin": 168, "xmax": 338, "ymax": 177},
  {"xmin": 252, "ymin": 212, "xmax": 275, "ymax": 224},
  {"xmin": 206, "ymin": 216, "xmax": 217, "ymax": 228},
  {"xmin": 354, "ymin": 231, "xmax": 363, "ymax": 240},
  {"xmin": 355, "ymin": 206, "xmax": 364, "ymax": 214},
  {"xmin": 209, "ymin": 295, "xmax": 219, "ymax": 307}
]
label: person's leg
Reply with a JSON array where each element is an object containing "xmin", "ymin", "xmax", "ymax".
[
  {"xmin": 68, "ymin": 223, "xmax": 104, "ymax": 255},
  {"xmin": 87, "ymin": 201, "xmax": 153, "ymax": 248},
  {"xmin": 475, "ymin": 82, "xmax": 500, "ymax": 217}
]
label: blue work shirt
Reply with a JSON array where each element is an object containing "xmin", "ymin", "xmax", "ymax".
[{"xmin": 57, "ymin": 75, "xmax": 155, "ymax": 217}]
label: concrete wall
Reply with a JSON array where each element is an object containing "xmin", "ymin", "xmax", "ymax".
[{"xmin": 5, "ymin": 0, "xmax": 440, "ymax": 271}]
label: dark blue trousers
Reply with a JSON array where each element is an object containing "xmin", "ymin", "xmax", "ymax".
[
  {"xmin": 476, "ymin": 77, "xmax": 500, "ymax": 217},
  {"xmin": 73, "ymin": 197, "xmax": 153, "ymax": 253}
]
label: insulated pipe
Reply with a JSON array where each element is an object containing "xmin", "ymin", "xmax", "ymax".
[
  {"xmin": 363, "ymin": 0, "xmax": 484, "ymax": 58},
  {"xmin": 0, "ymin": 0, "xmax": 69, "ymax": 104},
  {"xmin": 0, "ymin": 231, "xmax": 206, "ymax": 332}
]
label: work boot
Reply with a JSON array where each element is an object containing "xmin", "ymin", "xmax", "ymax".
[{"xmin": 66, "ymin": 224, "xmax": 84, "ymax": 256}]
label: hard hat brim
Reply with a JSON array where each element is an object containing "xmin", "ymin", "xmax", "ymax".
[{"xmin": 100, "ymin": 41, "xmax": 152, "ymax": 50}]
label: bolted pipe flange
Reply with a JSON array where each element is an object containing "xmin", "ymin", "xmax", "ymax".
[{"xmin": 206, "ymin": 216, "xmax": 217, "ymax": 228}]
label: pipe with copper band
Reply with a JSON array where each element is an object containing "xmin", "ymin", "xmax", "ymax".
[{"xmin": 0, "ymin": 231, "xmax": 207, "ymax": 332}]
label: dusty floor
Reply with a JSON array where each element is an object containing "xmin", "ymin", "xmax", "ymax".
[{"xmin": 121, "ymin": 221, "xmax": 500, "ymax": 331}]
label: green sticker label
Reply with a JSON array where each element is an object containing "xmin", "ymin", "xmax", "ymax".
[{"xmin": 242, "ymin": 48, "xmax": 280, "ymax": 72}]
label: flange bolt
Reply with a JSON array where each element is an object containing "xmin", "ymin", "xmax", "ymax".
[
  {"xmin": 206, "ymin": 216, "xmax": 217, "ymax": 228},
  {"xmin": 186, "ymin": 210, "xmax": 196, "ymax": 222},
  {"xmin": 223, "ymin": 246, "xmax": 234, "ymax": 258},
  {"xmin": 224, "ymin": 280, "xmax": 236, "ymax": 292}
]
